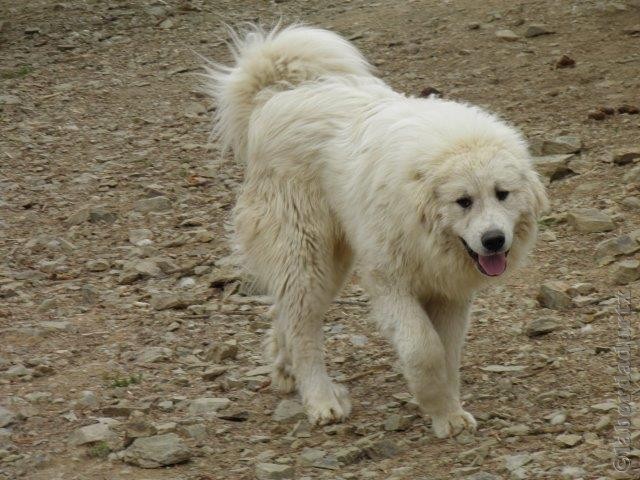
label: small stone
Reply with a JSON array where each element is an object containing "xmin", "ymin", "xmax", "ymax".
[
  {"xmin": 619, "ymin": 104, "xmax": 640, "ymax": 114},
  {"xmin": 561, "ymin": 466, "xmax": 587, "ymax": 479},
  {"xmin": 595, "ymin": 415, "xmax": 612, "ymax": 431},
  {"xmin": 556, "ymin": 433, "xmax": 583, "ymax": 447},
  {"xmin": 595, "ymin": 235, "xmax": 640, "ymax": 264},
  {"xmin": 137, "ymin": 347, "xmax": 172, "ymax": 363},
  {"xmin": 526, "ymin": 316, "xmax": 562, "ymax": 337},
  {"xmin": 588, "ymin": 110, "xmax": 606, "ymax": 121},
  {"xmin": 202, "ymin": 366, "xmax": 229, "ymax": 381},
  {"xmin": 298, "ymin": 447, "xmax": 326, "ymax": 466},
  {"xmin": 524, "ymin": 24, "xmax": 553, "ymax": 37},
  {"xmin": 86, "ymin": 259, "xmax": 110, "ymax": 272},
  {"xmin": 383, "ymin": 414, "xmax": 412, "ymax": 431},
  {"xmin": 124, "ymin": 419, "xmax": 157, "ymax": 443},
  {"xmin": 128, "ymin": 228, "xmax": 153, "ymax": 245},
  {"xmin": 533, "ymin": 136, "xmax": 582, "ymax": 155},
  {"xmin": 255, "ymin": 463, "xmax": 294, "ymax": 480},
  {"xmin": 204, "ymin": 340, "xmax": 238, "ymax": 362},
  {"xmin": 334, "ymin": 446, "xmax": 364, "ymax": 465},
  {"xmin": 290, "ymin": 419, "xmax": 311, "ymax": 438},
  {"xmin": 122, "ymin": 433, "xmax": 191, "ymax": 468},
  {"xmin": 363, "ymin": 438, "xmax": 400, "ymax": 460},
  {"xmin": 134, "ymin": 196, "xmax": 172, "ymax": 213},
  {"xmin": 550, "ymin": 412, "xmax": 567, "ymax": 425},
  {"xmin": 567, "ymin": 209, "xmax": 614, "ymax": 233},
  {"xmin": 181, "ymin": 424, "xmax": 207, "ymax": 442},
  {"xmin": 0, "ymin": 94, "xmax": 21, "ymax": 105},
  {"xmin": 467, "ymin": 473, "xmax": 501, "ymax": 480},
  {"xmin": 556, "ymin": 54, "xmax": 576, "ymax": 68},
  {"xmin": 150, "ymin": 292, "xmax": 192, "ymax": 310},
  {"xmin": 502, "ymin": 424, "xmax": 531, "ymax": 436},
  {"xmin": 0, "ymin": 407, "xmax": 16, "ymax": 428},
  {"xmin": 533, "ymin": 154, "xmax": 575, "ymax": 181},
  {"xmin": 537, "ymin": 281, "xmax": 572, "ymax": 309},
  {"xmin": 612, "ymin": 259, "xmax": 640, "ymax": 285},
  {"xmin": 613, "ymin": 150, "xmax": 640, "ymax": 166},
  {"xmin": 495, "ymin": 29, "xmax": 519, "ymax": 41},
  {"xmin": 188, "ymin": 397, "xmax": 231, "ymax": 416},
  {"xmin": 503, "ymin": 453, "xmax": 533, "ymax": 472},
  {"xmin": 621, "ymin": 197, "xmax": 640, "ymax": 210},
  {"xmin": 66, "ymin": 205, "xmax": 117, "ymax": 225},
  {"xmin": 273, "ymin": 399, "xmax": 306, "ymax": 423},
  {"xmin": 624, "ymin": 165, "xmax": 640, "ymax": 182},
  {"xmin": 68, "ymin": 423, "xmax": 117, "ymax": 446},
  {"xmin": 591, "ymin": 401, "xmax": 618, "ymax": 412},
  {"xmin": 77, "ymin": 391, "xmax": 99, "ymax": 408}
]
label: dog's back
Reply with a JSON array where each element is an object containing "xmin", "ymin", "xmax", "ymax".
[{"xmin": 204, "ymin": 25, "xmax": 373, "ymax": 162}]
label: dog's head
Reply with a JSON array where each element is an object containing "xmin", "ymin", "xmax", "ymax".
[{"xmin": 426, "ymin": 146, "xmax": 547, "ymax": 279}]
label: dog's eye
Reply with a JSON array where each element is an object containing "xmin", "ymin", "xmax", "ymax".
[
  {"xmin": 456, "ymin": 197, "xmax": 473, "ymax": 209},
  {"xmin": 496, "ymin": 190, "xmax": 509, "ymax": 201}
]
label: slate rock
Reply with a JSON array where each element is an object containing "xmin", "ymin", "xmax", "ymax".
[{"xmin": 123, "ymin": 433, "xmax": 191, "ymax": 468}]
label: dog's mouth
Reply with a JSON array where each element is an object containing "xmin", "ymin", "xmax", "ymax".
[{"xmin": 460, "ymin": 238, "xmax": 508, "ymax": 277}]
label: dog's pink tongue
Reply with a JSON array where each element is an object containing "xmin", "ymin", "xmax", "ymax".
[{"xmin": 478, "ymin": 253, "xmax": 507, "ymax": 276}]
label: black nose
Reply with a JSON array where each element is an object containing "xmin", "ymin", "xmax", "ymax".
[{"xmin": 481, "ymin": 230, "xmax": 505, "ymax": 252}]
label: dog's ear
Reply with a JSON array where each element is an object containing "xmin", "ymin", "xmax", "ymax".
[{"xmin": 527, "ymin": 170, "xmax": 549, "ymax": 218}]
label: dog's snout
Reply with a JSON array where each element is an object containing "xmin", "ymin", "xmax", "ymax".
[{"xmin": 481, "ymin": 230, "xmax": 505, "ymax": 252}]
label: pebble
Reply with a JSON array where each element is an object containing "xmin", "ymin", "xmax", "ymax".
[
  {"xmin": 122, "ymin": 433, "xmax": 191, "ymax": 468},
  {"xmin": 363, "ymin": 438, "xmax": 400, "ymax": 460},
  {"xmin": 86, "ymin": 259, "xmax": 110, "ymax": 272},
  {"xmin": 205, "ymin": 340, "xmax": 238, "ymax": 362},
  {"xmin": 526, "ymin": 316, "xmax": 562, "ymax": 337},
  {"xmin": 533, "ymin": 154, "xmax": 575, "ymax": 181},
  {"xmin": 612, "ymin": 150, "xmax": 640, "ymax": 166},
  {"xmin": 566, "ymin": 209, "xmax": 615, "ymax": 233},
  {"xmin": 137, "ymin": 346, "xmax": 172, "ymax": 363},
  {"xmin": 383, "ymin": 413, "xmax": 412, "ymax": 431},
  {"xmin": 556, "ymin": 54, "xmax": 576, "ymax": 68},
  {"xmin": 533, "ymin": 136, "xmax": 581, "ymax": 155},
  {"xmin": 128, "ymin": 228, "xmax": 153, "ymax": 245},
  {"xmin": 255, "ymin": 463, "xmax": 294, "ymax": 480}
]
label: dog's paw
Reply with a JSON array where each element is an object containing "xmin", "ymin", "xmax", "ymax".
[
  {"xmin": 305, "ymin": 382, "xmax": 351, "ymax": 426},
  {"xmin": 431, "ymin": 409, "xmax": 476, "ymax": 438},
  {"xmin": 271, "ymin": 363, "xmax": 296, "ymax": 393}
]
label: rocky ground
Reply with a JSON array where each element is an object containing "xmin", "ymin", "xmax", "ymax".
[{"xmin": 1, "ymin": 0, "xmax": 640, "ymax": 479}]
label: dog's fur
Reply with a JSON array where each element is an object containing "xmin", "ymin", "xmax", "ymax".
[{"xmin": 205, "ymin": 25, "xmax": 548, "ymax": 437}]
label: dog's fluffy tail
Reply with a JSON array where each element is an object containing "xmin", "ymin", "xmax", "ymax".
[{"xmin": 204, "ymin": 24, "xmax": 372, "ymax": 162}]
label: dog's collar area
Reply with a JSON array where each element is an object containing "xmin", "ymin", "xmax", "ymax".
[{"xmin": 459, "ymin": 237, "xmax": 509, "ymax": 276}]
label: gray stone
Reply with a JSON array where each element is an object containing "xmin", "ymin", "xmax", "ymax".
[
  {"xmin": 201, "ymin": 366, "xmax": 229, "ymax": 381},
  {"xmin": 595, "ymin": 235, "xmax": 640, "ymax": 265},
  {"xmin": 612, "ymin": 259, "xmax": 640, "ymax": 285},
  {"xmin": 128, "ymin": 228, "xmax": 153, "ymax": 245},
  {"xmin": 533, "ymin": 154, "xmax": 576, "ymax": 181},
  {"xmin": 526, "ymin": 317, "xmax": 562, "ymax": 337},
  {"xmin": 188, "ymin": 397, "xmax": 231, "ymax": 416},
  {"xmin": 123, "ymin": 433, "xmax": 191, "ymax": 468},
  {"xmin": 0, "ymin": 94, "xmax": 21, "ymax": 105},
  {"xmin": 150, "ymin": 292, "xmax": 194, "ymax": 310},
  {"xmin": 78, "ymin": 391, "xmax": 99, "ymax": 408},
  {"xmin": 363, "ymin": 438, "xmax": 400, "ymax": 460},
  {"xmin": 503, "ymin": 453, "xmax": 533, "ymax": 472},
  {"xmin": 524, "ymin": 24, "xmax": 553, "ymax": 38},
  {"xmin": 68, "ymin": 423, "xmax": 117, "ymax": 446},
  {"xmin": 86, "ymin": 259, "xmax": 110, "ymax": 271},
  {"xmin": 204, "ymin": 340, "xmax": 238, "ymax": 362},
  {"xmin": 612, "ymin": 150, "xmax": 640, "ymax": 166},
  {"xmin": 256, "ymin": 463, "xmax": 294, "ymax": 480},
  {"xmin": 495, "ymin": 29, "xmax": 519, "ymax": 41},
  {"xmin": 298, "ymin": 447, "xmax": 326, "ymax": 466},
  {"xmin": 567, "ymin": 209, "xmax": 615, "ymax": 233},
  {"xmin": 561, "ymin": 466, "xmax": 587, "ymax": 479},
  {"xmin": 621, "ymin": 196, "xmax": 640, "ymax": 210},
  {"xmin": 537, "ymin": 281, "xmax": 572, "ymax": 309},
  {"xmin": 273, "ymin": 399, "xmax": 306, "ymax": 423},
  {"xmin": 0, "ymin": 407, "xmax": 15, "ymax": 428},
  {"xmin": 556, "ymin": 433, "xmax": 583, "ymax": 447},
  {"xmin": 138, "ymin": 347, "xmax": 172, "ymax": 363},
  {"xmin": 134, "ymin": 196, "xmax": 172, "ymax": 213},
  {"xmin": 466, "ymin": 473, "xmax": 502, "ymax": 480},
  {"xmin": 624, "ymin": 165, "xmax": 640, "ymax": 182},
  {"xmin": 66, "ymin": 205, "xmax": 117, "ymax": 225},
  {"xmin": 533, "ymin": 136, "xmax": 582, "ymax": 155},
  {"xmin": 334, "ymin": 446, "xmax": 364, "ymax": 465},
  {"xmin": 181, "ymin": 424, "xmax": 207, "ymax": 442},
  {"xmin": 383, "ymin": 413, "xmax": 412, "ymax": 431}
]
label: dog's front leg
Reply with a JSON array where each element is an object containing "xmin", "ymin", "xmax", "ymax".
[{"xmin": 371, "ymin": 292, "xmax": 476, "ymax": 438}]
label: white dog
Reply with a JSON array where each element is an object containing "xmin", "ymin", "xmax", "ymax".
[{"xmin": 205, "ymin": 25, "xmax": 547, "ymax": 438}]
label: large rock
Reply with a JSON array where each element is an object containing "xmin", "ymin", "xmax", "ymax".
[
  {"xmin": 68, "ymin": 423, "xmax": 117, "ymax": 446},
  {"xmin": 567, "ymin": 209, "xmax": 614, "ymax": 233},
  {"xmin": 595, "ymin": 234, "xmax": 640, "ymax": 265},
  {"xmin": 122, "ymin": 433, "xmax": 191, "ymax": 468},
  {"xmin": 537, "ymin": 281, "xmax": 572, "ymax": 309}
]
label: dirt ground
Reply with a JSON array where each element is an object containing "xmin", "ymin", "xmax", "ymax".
[{"xmin": 1, "ymin": 0, "xmax": 640, "ymax": 479}]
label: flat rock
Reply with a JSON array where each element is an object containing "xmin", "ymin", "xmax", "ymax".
[
  {"xmin": 533, "ymin": 154, "xmax": 576, "ymax": 181},
  {"xmin": 383, "ymin": 413, "xmax": 413, "ymax": 431},
  {"xmin": 524, "ymin": 24, "xmax": 553, "ymax": 38},
  {"xmin": 188, "ymin": 397, "xmax": 231, "ymax": 416},
  {"xmin": 495, "ymin": 29, "xmax": 519, "ymax": 41},
  {"xmin": 363, "ymin": 438, "xmax": 400, "ymax": 460},
  {"xmin": 204, "ymin": 340, "xmax": 238, "ymax": 362},
  {"xmin": 481, "ymin": 364, "xmax": 527, "ymax": 372},
  {"xmin": 526, "ymin": 317, "xmax": 562, "ymax": 337},
  {"xmin": 137, "ymin": 346, "xmax": 172, "ymax": 363},
  {"xmin": 273, "ymin": 399, "xmax": 306, "ymax": 423},
  {"xmin": 595, "ymin": 235, "xmax": 640, "ymax": 265},
  {"xmin": 567, "ymin": 209, "xmax": 614, "ymax": 233},
  {"xmin": 134, "ymin": 196, "xmax": 172, "ymax": 213},
  {"xmin": 612, "ymin": 150, "xmax": 640, "ymax": 166},
  {"xmin": 122, "ymin": 433, "xmax": 191, "ymax": 468},
  {"xmin": 256, "ymin": 463, "xmax": 294, "ymax": 480},
  {"xmin": 68, "ymin": 423, "xmax": 117, "ymax": 446},
  {"xmin": 532, "ymin": 136, "xmax": 581, "ymax": 155},
  {"xmin": 556, "ymin": 433, "xmax": 583, "ymax": 447}
]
